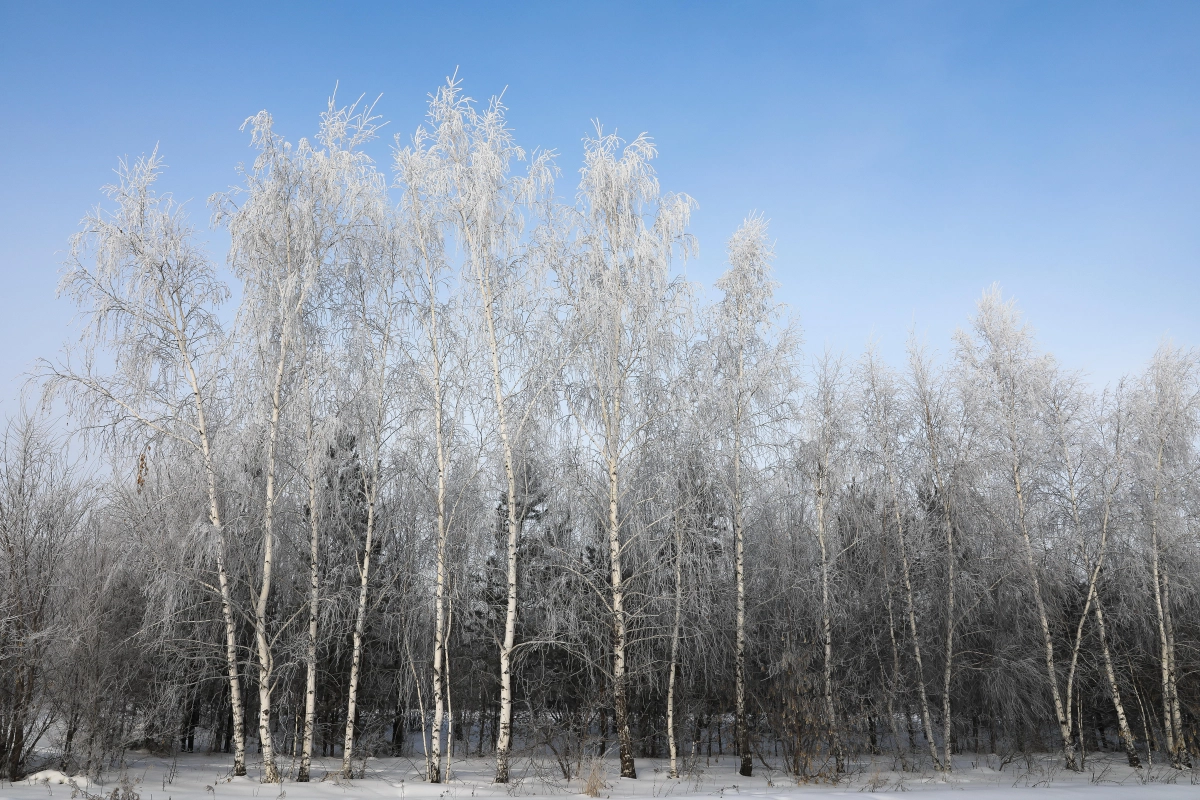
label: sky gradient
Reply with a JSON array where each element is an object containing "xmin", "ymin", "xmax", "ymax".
[{"xmin": 2, "ymin": 1, "xmax": 1197, "ymax": 413}]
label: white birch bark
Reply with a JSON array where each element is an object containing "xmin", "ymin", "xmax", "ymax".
[
  {"xmin": 562, "ymin": 127, "xmax": 695, "ymax": 781},
  {"xmin": 179, "ymin": 303, "xmax": 248, "ymax": 778},
  {"xmin": 863, "ymin": 354, "xmax": 939, "ymax": 769},
  {"xmin": 814, "ymin": 481, "xmax": 842, "ymax": 772},
  {"xmin": 807, "ymin": 356, "xmax": 845, "ymax": 773},
  {"xmin": 430, "ymin": 383, "xmax": 449, "ymax": 783},
  {"xmin": 1160, "ymin": 572, "xmax": 1187, "ymax": 767},
  {"xmin": 1010, "ymin": 430, "xmax": 1077, "ymax": 770},
  {"xmin": 297, "ymin": 369, "xmax": 321, "ymax": 782},
  {"xmin": 1077, "ymin": 390, "xmax": 1138, "ymax": 767},
  {"xmin": 254, "ymin": 336, "xmax": 288, "ymax": 782},
  {"xmin": 1093, "ymin": 594, "xmax": 1140, "ymax": 767},
  {"xmin": 341, "ymin": 477, "xmax": 378, "ymax": 777},
  {"xmin": 1139, "ymin": 347, "xmax": 1194, "ymax": 769},
  {"xmin": 962, "ymin": 289, "xmax": 1077, "ymax": 770},
  {"xmin": 1143, "ymin": 371, "xmax": 1189, "ymax": 769},
  {"xmin": 342, "ymin": 318, "xmax": 394, "ymax": 777},
  {"xmin": 667, "ymin": 504, "xmax": 684, "ymax": 779},
  {"xmin": 1047, "ymin": 379, "xmax": 1127, "ymax": 774},
  {"xmin": 469, "ymin": 235, "xmax": 524, "ymax": 784},
  {"xmin": 908, "ymin": 344, "xmax": 956, "ymax": 771},
  {"xmin": 395, "ymin": 126, "xmax": 454, "ymax": 784},
  {"xmin": 879, "ymin": 524, "xmax": 904, "ymax": 760},
  {"xmin": 733, "ymin": 425, "xmax": 750, "ymax": 777},
  {"xmin": 712, "ymin": 215, "xmax": 791, "ymax": 779},
  {"xmin": 607, "ymin": 443, "xmax": 637, "ymax": 779}
]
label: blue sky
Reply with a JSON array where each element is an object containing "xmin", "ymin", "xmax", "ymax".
[{"xmin": 2, "ymin": 1, "xmax": 1198, "ymax": 412}]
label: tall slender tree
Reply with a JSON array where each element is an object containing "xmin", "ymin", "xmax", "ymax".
[
  {"xmin": 1132, "ymin": 343, "xmax": 1197, "ymax": 770},
  {"xmin": 801, "ymin": 353, "xmax": 850, "ymax": 773},
  {"xmin": 710, "ymin": 214, "xmax": 795, "ymax": 777},
  {"xmin": 957, "ymin": 288, "xmax": 1078, "ymax": 771},
  {"xmin": 862, "ymin": 350, "xmax": 941, "ymax": 770},
  {"xmin": 560, "ymin": 127, "xmax": 694, "ymax": 779},
  {"xmin": 906, "ymin": 340, "xmax": 963, "ymax": 771},
  {"xmin": 46, "ymin": 153, "xmax": 247, "ymax": 775},
  {"xmin": 417, "ymin": 80, "xmax": 558, "ymax": 783}
]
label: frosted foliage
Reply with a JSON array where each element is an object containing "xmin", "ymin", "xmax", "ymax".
[
  {"xmin": 49, "ymin": 152, "xmax": 228, "ymax": 441},
  {"xmin": 9, "ymin": 80, "xmax": 1200, "ymax": 788},
  {"xmin": 215, "ymin": 98, "xmax": 386, "ymax": 375}
]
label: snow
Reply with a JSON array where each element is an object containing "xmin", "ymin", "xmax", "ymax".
[
  {"xmin": 3, "ymin": 753, "xmax": 1196, "ymax": 800},
  {"xmin": 19, "ymin": 771, "xmax": 80, "ymax": 786}
]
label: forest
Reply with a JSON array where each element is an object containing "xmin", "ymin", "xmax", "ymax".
[{"xmin": 1, "ymin": 80, "xmax": 1197, "ymax": 787}]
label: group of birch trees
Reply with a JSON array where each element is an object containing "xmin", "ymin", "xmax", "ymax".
[{"xmin": 1, "ymin": 81, "xmax": 1198, "ymax": 784}]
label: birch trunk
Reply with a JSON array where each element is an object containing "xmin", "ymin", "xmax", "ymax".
[
  {"xmin": 214, "ymin": 549, "xmax": 247, "ymax": 777},
  {"xmin": 1054, "ymin": 407, "xmax": 1091, "ymax": 774},
  {"xmin": 1074, "ymin": 419, "xmax": 1137, "ymax": 770},
  {"xmin": 667, "ymin": 507, "xmax": 684, "ymax": 779},
  {"xmin": 343, "ymin": 317, "xmax": 393, "ymax": 777},
  {"xmin": 608, "ymin": 449, "xmax": 637, "ymax": 779},
  {"xmin": 476, "ymin": 265, "xmax": 524, "ymax": 786},
  {"xmin": 814, "ymin": 484, "xmax": 843, "ymax": 772},
  {"xmin": 1009, "ymin": 449, "xmax": 1077, "ymax": 770},
  {"xmin": 1147, "ymin": 444, "xmax": 1186, "ymax": 766},
  {"xmin": 406, "ymin": 637, "xmax": 432, "ymax": 779},
  {"xmin": 734, "ymin": 424, "xmax": 752, "ymax": 777},
  {"xmin": 1161, "ymin": 572, "xmax": 1189, "ymax": 767},
  {"xmin": 881, "ymin": 538, "xmax": 903, "ymax": 760},
  {"xmin": 255, "ymin": 336, "xmax": 288, "ymax": 783},
  {"xmin": 1093, "ymin": 595, "xmax": 1140, "ymax": 767},
  {"xmin": 1149, "ymin": 515, "xmax": 1175, "ymax": 760},
  {"xmin": 430, "ymin": 420, "xmax": 448, "ymax": 784},
  {"xmin": 493, "ymin": 454, "xmax": 521, "ymax": 784},
  {"xmin": 916, "ymin": 391, "xmax": 955, "ymax": 771},
  {"xmin": 445, "ymin": 597, "xmax": 456, "ymax": 779},
  {"xmin": 171, "ymin": 295, "xmax": 248, "ymax": 777},
  {"xmin": 413, "ymin": 228, "xmax": 450, "ymax": 784},
  {"xmin": 866, "ymin": 358, "xmax": 940, "ymax": 769},
  {"xmin": 341, "ymin": 484, "xmax": 378, "ymax": 777},
  {"xmin": 1054, "ymin": 405, "xmax": 1127, "ymax": 775},
  {"xmin": 197, "ymin": 419, "xmax": 246, "ymax": 777},
  {"xmin": 887, "ymin": 477, "xmax": 941, "ymax": 770},
  {"xmin": 298, "ymin": 375, "xmax": 320, "ymax": 782}
]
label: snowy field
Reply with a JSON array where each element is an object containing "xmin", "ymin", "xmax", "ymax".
[{"xmin": 7, "ymin": 753, "xmax": 1199, "ymax": 800}]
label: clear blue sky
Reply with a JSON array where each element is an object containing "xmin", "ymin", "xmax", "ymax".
[{"xmin": 2, "ymin": 1, "xmax": 1198, "ymax": 413}]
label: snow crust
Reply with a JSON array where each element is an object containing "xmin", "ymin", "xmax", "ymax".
[{"xmin": 3, "ymin": 753, "xmax": 1196, "ymax": 800}]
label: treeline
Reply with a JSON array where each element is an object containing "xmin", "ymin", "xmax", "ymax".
[{"xmin": 1, "ymin": 80, "xmax": 1197, "ymax": 784}]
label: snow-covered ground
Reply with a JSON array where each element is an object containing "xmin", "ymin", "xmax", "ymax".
[{"xmin": 5, "ymin": 753, "xmax": 1198, "ymax": 800}]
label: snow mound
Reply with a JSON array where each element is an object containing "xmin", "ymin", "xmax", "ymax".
[{"xmin": 23, "ymin": 770, "xmax": 80, "ymax": 785}]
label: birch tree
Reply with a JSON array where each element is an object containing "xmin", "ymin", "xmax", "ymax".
[
  {"xmin": 956, "ymin": 288, "xmax": 1078, "ymax": 770},
  {"xmin": 710, "ymin": 214, "xmax": 795, "ymax": 777},
  {"xmin": 862, "ymin": 349, "xmax": 941, "ymax": 769},
  {"xmin": 906, "ymin": 340, "xmax": 965, "ymax": 770},
  {"xmin": 296, "ymin": 353, "xmax": 333, "ymax": 782},
  {"xmin": 414, "ymin": 80, "xmax": 557, "ymax": 783},
  {"xmin": 28, "ymin": 80, "xmax": 1200, "ymax": 783},
  {"xmin": 338, "ymin": 166, "xmax": 400, "ymax": 778},
  {"xmin": 800, "ymin": 354, "xmax": 850, "ymax": 773},
  {"xmin": 215, "ymin": 98, "xmax": 381, "ymax": 781},
  {"xmin": 1089, "ymin": 384, "xmax": 1141, "ymax": 768},
  {"xmin": 394, "ymin": 109, "xmax": 456, "ymax": 784},
  {"xmin": 45, "ymin": 153, "xmax": 248, "ymax": 775},
  {"xmin": 1132, "ymin": 343, "xmax": 1198, "ymax": 770},
  {"xmin": 1043, "ymin": 370, "xmax": 1121, "ymax": 768},
  {"xmin": 560, "ymin": 127, "xmax": 694, "ymax": 779}
]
